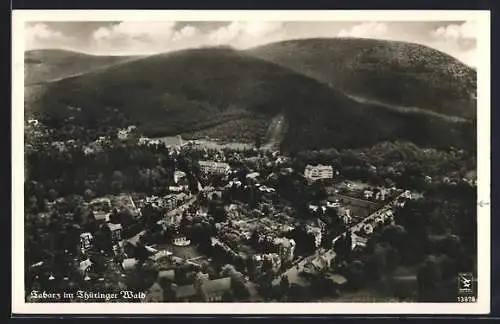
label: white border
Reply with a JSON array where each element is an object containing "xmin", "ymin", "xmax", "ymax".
[{"xmin": 12, "ymin": 10, "xmax": 491, "ymax": 315}]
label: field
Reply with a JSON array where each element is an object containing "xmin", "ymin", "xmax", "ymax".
[{"xmin": 110, "ymin": 194, "xmax": 139, "ymax": 215}]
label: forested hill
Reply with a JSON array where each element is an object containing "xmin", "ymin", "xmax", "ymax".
[
  {"xmin": 26, "ymin": 46, "xmax": 475, "ymax": 152},
  {"xmin": 247, "ymin": 38, "xmax": 476, "ymax": 120}
]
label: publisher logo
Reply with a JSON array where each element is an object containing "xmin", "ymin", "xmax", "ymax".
[{"xmin": 458, "ymin": 272, "xmax": 474, "ymax": 294}]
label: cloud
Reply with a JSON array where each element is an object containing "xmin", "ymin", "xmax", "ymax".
[
  {"xmin": 338, "ymin": 22, "xmax": 389, "ymax": 39},
  {"xmin": 173, "ymin": 26, "xmax": 198, "ymax": 41},
  {"xmin": 207, "ymin": 21, "xmax": 285, "ymax": 48},
  {"xmin": 456, "ymin": 48, "xmax": 477, "ymax": 68},
  {"xmin": 25, "ymin": 23, "xmax": 72, "ymax": 50},
  {"xmin": 431, "ymin": 21, "xmax": 476, "ymax": 41},
  {"xmin": 91, "ymin": 21, "xmax": 199, "ymax": 54},
  {"xmin": 429, "ymin": 21, "xmax": 477, "ymax": 67}
]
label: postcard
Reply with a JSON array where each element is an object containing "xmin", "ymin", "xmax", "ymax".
[{"xmin": 12, "ymin": 9, "xmax": 490, "ymax": 315}]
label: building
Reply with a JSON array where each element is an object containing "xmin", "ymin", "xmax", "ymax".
[
  {"xmin": 363, "ymin": 190, "xmax": 374, "ymax": 199},
  {"xmin": 351, "ymin": 232, "xmax": 368, "ymax": 250},
  {"xmin": 273, "ymin": 237, "xmax": 296, "ymax": 262},
  {"xmin": 263, "ymin": 253, "xmax": 282, "ymax": 272},
  {"xmin": 304, "ymin": 164, "xmax": 334, "ymax": 182},
  {"xmin": 122, "ymin": 258, "xmax": 138, "ymax": 271},
  {"xmin": 162, "ymin": 193, "xmax": 189, "ymax": 211},
  {"xmin": 306, "ymin": 226, "xmax": 323, "ymax": 248},
  {"xmin": 174, "ymin": 171, "xmax": 187, "ymax": 184},
  {"xmin": 79, "ymin": 258, "xmax": 93, "ymax": 275},
  {"xmin": 172, "ymin": 232, "xmax": 191, "ymax": 246},
  {"xmin": 246, "ymin": 172, "xmax": 260, "ymax": 181},
  {"xmin": 198, "ymin": 161, "xmax": 231, "ymax": 174},
  {"xmin": 108, "ymin": 223, "xmax": 123, "ymax": 242},
  {"xmin": 80, "ymin": 233, "xmax": 93, "ymax": 252}
]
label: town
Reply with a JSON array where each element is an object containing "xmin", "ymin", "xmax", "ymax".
[{"xmin": 25, "ymin": 119, "xmax": 477, "ymax": 303}]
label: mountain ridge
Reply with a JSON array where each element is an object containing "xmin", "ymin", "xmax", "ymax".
[
  {"xmin": 247, "ymin": 38, "xmax": 476, "ymax": 120},
  {"xmin": 24, "ymin": 42, "xmax": 476, "ymax": 152}
]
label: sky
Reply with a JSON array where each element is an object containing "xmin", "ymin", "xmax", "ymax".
[{"xmin": 24, "ymin": 20, "xmax": 478, "ymax": 67}]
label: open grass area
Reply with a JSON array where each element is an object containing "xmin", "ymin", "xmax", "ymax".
[{"xmin": 157, "ymin": 243, "xmax": 203, "ymax": 260}]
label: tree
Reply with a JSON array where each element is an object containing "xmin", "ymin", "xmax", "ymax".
[
  {"xmin": 345, "ymin": 259, "xmax": 365, "ymax": 290},
  {"xmin": 417, "ymin": 255, "xmax": 442, "ymax": 302},
  {"xmin": 221, "ymin": 289, "xmax": 234, "ymax": 302},
  {"xmin": 84, "ymin": 189, "xmax": 94, "ymax": 202},
  {"xmin": 48, "ymin": 188, "xmax": 59, "ymax": 202},
  {"xmin": 279, "ymin": 275, "xmax": 290, "ymax": 296},
  {"xmin": 231, "ymin": 277, "xmax": 250, "ymax": 300}
]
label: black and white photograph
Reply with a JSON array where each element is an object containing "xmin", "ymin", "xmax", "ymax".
[{"xmin": 12, "ymin": 10, "xmax": 490, "ymax": 314}]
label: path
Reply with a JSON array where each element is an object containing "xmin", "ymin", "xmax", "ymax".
[{"xmin": 344, "ymin": 93, "xmax": 467, "ymax": 123}]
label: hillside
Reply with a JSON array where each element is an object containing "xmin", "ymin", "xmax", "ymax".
[
  {"xmin": 24, "ymin": 49, "xmax": 139, "ymax": 85},
  {"xmin": 27, "ymin": 46, "xmax": 475, "ymax": 152},
  {"xmin": 247, "ymin": 38, "xmax": 477, "ymax": 120}
]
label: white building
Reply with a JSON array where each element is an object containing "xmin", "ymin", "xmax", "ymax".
[
  {"xmin": 198, "ymin": 161, "xmax": 231, "ymax": 174},
  {"xmin": 174, "ymin": 171, "xmax": 187, "ymax": 184},
  {"xmin": 304, "ymin": 164, "xmax": 334, "ymax": 181},
  {"xmin": 80, "ymin": 232, "xmax": 93, "ymax": 252},
  {"xmin": 108, "ymin": 223, "xmax": 123, "ymax": 242},
  {"xmin": 173, "ymin": 233, "xmax": 191, "ymax": 246},
  {"xmin": 306, "ymin": 226, "xmax": 323, "ymax": 248}
]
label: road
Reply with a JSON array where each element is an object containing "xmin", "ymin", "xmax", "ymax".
[{"xmin": 272, "ymin": 191, "xmax": 407, "ymax": 286}]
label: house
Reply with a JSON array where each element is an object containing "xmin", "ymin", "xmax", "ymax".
[
  {"xmin": 108, "ymin": 223, "xmax": 123, "ymax": 242},
  {"xmin": 169, "ymin": 185, "xmax": 188, "ymax": 193},
  {"xmin": 80, "ymin": 233, "xmax": 93, "ymax": 252},
  {"xmin": 351, "ymin": 232, "xmax": 368, "ymax": 250},
  {"xmin": 172, "ymin": 232, "xmax": 191, "ymax": 246},
  {"xmin": 79, "ymin": 258, "xmax": 93, "ymax": 275},
  {"xmin": 402, "ymin": 190, "xmax": 412, "ymax": 199},
  {"xmin": 363, "ymin": 190, "xmax": 374, "ymax": 199},
  {"xmin": 90, "ymin": 197, "xmax": 112, "ymax": 222},
  {"xmin": 306, "ymin": 226, "xmax": 323, "ymax": 248},
  {"xmin": 161, "ymin": 193, "xmax": 190, "ymax": 211},
  {"xmin": 122, "ymin": 258, "xmax": 138, "ymax": 271},
  {"xmin": 273, "ymin": 237, "xmax": 296, "ymax": 262},
  {"xmin": 263, "ymin": 253, "xmax": 282, "ymax": 272},
  {"xmin": 199, "ymin": 161, "xmax": 231, "ymax": 174},
  {"xmin": 174, "ymin": 171, "xmax": 187, "ymax": 184},
  {"xmin": 200, "ymin": 277, "xmax": 232, "ymax": 302},
  {"xmin": 246, "ymin": 172, "xmax": 260, "ymax": 181},
  {"xmin": 304, "ymin": 164, "xmax": 334, "ymax": 182},
  {"xmin": 117, "ymin": 129, "xmax": 129, "ymax": 140},
  {"xmin": 326, "ymin": 200, "xmax": 340, "ymax": 208},
  {"xmin": 27, "ymin": 119, "xmax": 39, "ymax": 127}
]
